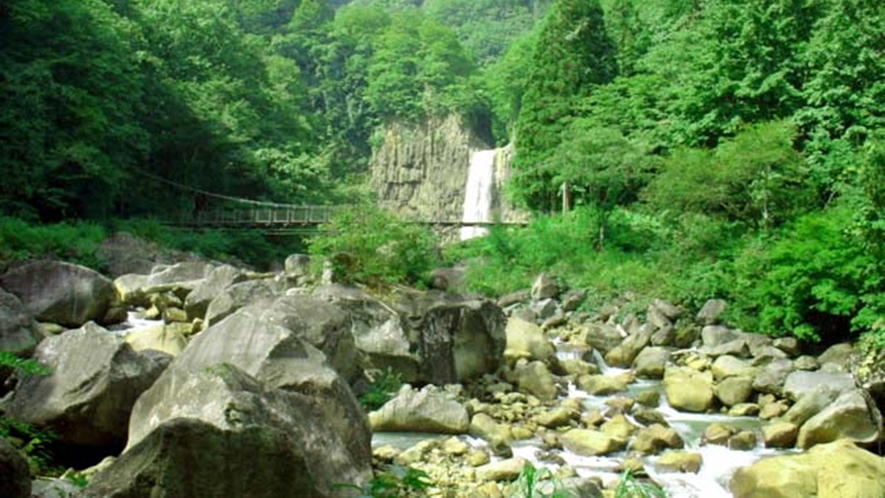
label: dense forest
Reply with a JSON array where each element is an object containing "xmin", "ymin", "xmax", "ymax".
[{"xmin": 1, "ymin": 0, "xmax": 884, "ymax": 348}]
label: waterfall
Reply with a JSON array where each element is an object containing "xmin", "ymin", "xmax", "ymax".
[{"xmin": 460, "ymin": 149, "xmax": 496, "ymax": 241}]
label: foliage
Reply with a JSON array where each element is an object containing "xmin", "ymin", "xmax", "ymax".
[
  {"xmin": 358, "ymin": 368, "xmax": 403, "ymax": 411},
  {"xmin": 614, "ymin": 470, "xmax": 667, "ymax": 498},
  {"xmin": 308, "ymin": 204, "xmax": 440, "ymax": 288},
  {"xmin": 0, "ymin": 353, "xmax": 59, "ymax": 476},
  {"xmin": 0, "ymin": 217, "xmax": 106, "ymax": 269},
  {"xmin": 730, "ymin": 205, "xmax": 877, "ymax": 343},
  {"xmin": 642, "ymin": 121, "xmax": 812, "ymax": 229},
  {"xmin": 334, "ymin": 465, "xmax": 432, "ymax": 498},
  {"xmin": 0, "ymin": 352, "xmax": 51, "ymax": 377},
  {"xmin": 512, "ymin": 0, "xmax": 618, "ymax": 210},
  {"xmin": 511, "ymin": 462, "xmax": 577, "ymax": 498}
]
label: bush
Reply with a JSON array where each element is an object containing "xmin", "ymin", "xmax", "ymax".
[
  {"xmin": 308, "ymin": 204, "xmax": 440, "ymax": 288},
  {"xmin": 730, "ymin": 206, "xmax": 874, "ymax": 342},
  {"xmin": 0, "ymin": 217, "xmax": 106, "ymax": 269}
]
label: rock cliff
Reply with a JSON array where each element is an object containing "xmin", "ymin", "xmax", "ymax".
[{"xmin": 369, "ymin": 115, "xmax": 523, "ymax": 234}]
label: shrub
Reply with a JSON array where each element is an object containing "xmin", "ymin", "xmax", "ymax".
[
  {"xmin": 358, "ymin": 368, "xmax": 402, "ymax": 411},
  {"xmin": 308, "ymin": 204, "xmax": 440, "ymax": 288},
  {"xmin": 730, "ymin": 205, "xmax": 873, "ymax": 342}
]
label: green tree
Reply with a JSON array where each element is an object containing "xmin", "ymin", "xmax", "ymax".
[
  {"xmin": 545, "ymin": 123, "xmax": 656, "ymax": 248},
  {"xmin": 512, "ymin": 0, "xmax": 617, "ymax": 210},
  {"xmin": 0, "ymin": 0, "xmax": 147, "ymax": 219},
  {"xmin": 642, "ymin": 121, "xmax": 810, "ymax": 229}
]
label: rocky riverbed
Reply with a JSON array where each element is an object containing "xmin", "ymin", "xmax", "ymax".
[{"xmin": 1, "ymin": 246, "xmax": 884, "ymax": 497}]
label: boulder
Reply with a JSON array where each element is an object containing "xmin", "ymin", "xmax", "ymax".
[
  {"xmin": 700, "ymin": 325, "xmax": 742, "ymax": 348},
  {"xmin": 0, "ymin": 260, "xmax": 117, "ymax": 327},
  {"xmin": 124, "ymin": 323, "xmax": 187, "ymax": 356},
  {"xmin": 605, "ymin": 324, "xmax": 654, "ymax": 368},
  {"xmin": 114, "ymin": 261, "xmax": 215, "ymax": 307},
  {"xmin": 711, "ymin": 355, "xmax": 756, "ymax": 381},
  {"xmin": 752, "ymin": 359, "xmax": 794, "ymax": 395},
  {"xmin": 534, "ymin": 405, "xmax": 579, "ymax": 428},
  {"xmin": 182, "ymin": 264, "xmax": 246, "ymax": 320},
  {"xmin": 561, "ymin": 429, "xmax": 626, "ymax": 457},
  {"xmin": 817, "ymin": 343, "xmax": 857, "ymax": 371},
  {"xmin": 632, "ymin": 347, "xmax": 671, "ymax": 379},
  {"xmin": 576, "ymin": 374, "xmax": 627, "ymax": 395},
  {"xmin": 469, "ymin": 413, "xmax": 512, "ymax": 452},
  {"xmin": 204, "ymin": 278, "xmax": 284, "ymax": 326},
  {"xmin": 782, "ymin": 386, "xmax": 841, "ymax": 427},
  {"xmin": 512, "ymin": 361, "xmax": 559, "ymax": 401},
  {"xmin": 477, "ymin": 458, "xmax": 529, "ymax": 482},
  {"xmin": 730, "ymin": 439, "xmax": 885, "ymax": 498},
  {"xmin": 782, "ymin": 370, "xmax": 855, "ymax": 402},
  {"xmin": 369, "ymin": 385, "xmax": 469, "ymax": 434},
  {"xmin": 629, "ymin": 424, "xmax": 684, "ymax": 455},
  {"xmin": 257, "ymin": 294, "xmax": 361, "ymax": 383},
  {"xmin": 314, "ymin": 285, "xmax": 506, "ymax": 384},
  {"xmin": 531, "ymin": 273, "xmax": 559, "ymax": 301},
  {"xmin": 0, "ymin": 288, "xmax": 39, "ymax": 356},
  {"xmin": 715, "ymin": 376, "xmax": 754, "ymax": 407},
  {"xmin": 696, "ymin": 299, "xmax": 727, "ymax": 325},
  {"xmin": 663, "ymin": 366, "xmax": 715, "ymax": 413},
  {"xmin": 0, "ymin": 438, "xmax": 30, "ymax": 498},
  {"xmin": 582, "ymin": 322, "xmax": 625, "ymax": 354},
  {"xmin": 504, "ymin": 318, "xmax": 556, "ymax": 363},
  {"xmin": 656, "ymin": 450, "xmax": 702, "ymax": 473},
  {"xmin": 284, "ymin": 254, "xmax": 312, "ymax": 284},
  {"xmin": 797, "ymin": 389, "xmax": 882, "ymax": 449},
  {"xmin": 5, "ymin": 322, "xmax": 166, "ymax": 450},
  {"xmin": 761, "ymin": 421, "xmax": 798, "ymax": 448},
  {"xmin": 140, "ymin": 305, "xmax": 371, "ymax": 466},
  {"xmin": 85, "ymin": 364, "xmax": 371, "ymax": 498}
]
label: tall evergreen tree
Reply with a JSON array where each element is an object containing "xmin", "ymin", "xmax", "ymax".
[{"xmin": 511, "ymin": 0, "xmax": 616, "ymax": 210}]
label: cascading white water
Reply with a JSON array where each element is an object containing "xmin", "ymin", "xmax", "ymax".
[{"xmin": 460, "ymin": 149, "xmax": 497, "ymax": 241}]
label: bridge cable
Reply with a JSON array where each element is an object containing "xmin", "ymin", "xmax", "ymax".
[{"xmin": 128, "ymin": 166, "xmax": 300, "ymax": 208}]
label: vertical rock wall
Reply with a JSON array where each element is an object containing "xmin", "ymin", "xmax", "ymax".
[{"xmin": 369, "ymin": 115, "xmax": 523, "ymax": 231}]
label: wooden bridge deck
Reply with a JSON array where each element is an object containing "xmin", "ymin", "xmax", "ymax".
[{"xmin": 170, "ymin": 205, "xmax": 526, "ymax": 230}]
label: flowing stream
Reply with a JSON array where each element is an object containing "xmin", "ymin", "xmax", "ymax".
[
  {"xmin": 460, "ymin": 149, "xmax": 496, "ymax": 241},
  {"xmin": 374, "ymin": 346, "xmax": 796, "ymax": 497}
]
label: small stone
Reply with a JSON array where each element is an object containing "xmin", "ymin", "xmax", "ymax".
[
  {"xmin": 703, "ymin": 423, "xmax": 736, "ymax": 446},
  {"xmin": 728, "ymin": 430, "xmax": 757, "ymax": 451},
  {"xmin": 442, "ymin": 437, "xmax": 469, "ymax": 456},
  {"xmin": 476, "ymin": 458, "xmax": 528, "ymax": 482},
  {"xmin": 761, "ymin": 422, "xmax": 798, "ymax": 448},
  {"xmin": 656, "ymin": 450, "xmax": 703, "ymax": 473},
  {"xmin": 465, "ymin": 449, "xmax": 491, "ymax": 467}
]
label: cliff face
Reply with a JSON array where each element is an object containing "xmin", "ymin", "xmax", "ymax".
[{"xmin": 369, "ymin": 115, "xmax": 522, "ymax": 229}]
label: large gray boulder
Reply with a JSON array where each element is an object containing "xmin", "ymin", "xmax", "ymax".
[
  {"xmin": 730, "ymin": 439, "xmax": 885, "ymax": 498},
  {"xmin": 204, "ymin": 278, "xmax": 285, "ymax": 326},
  {"xmin": 115, "ymin": 261, "xmax": 217, "ymax": 307},
  {"xmin": 796, "ymin": 389, "xmax": 882, "ymax": 449},
  {"xmin": 5, "ymin": 322, "xmax": 167, "ymax": 450},
  {"xmin": 0, "ymin": 260, "xmax": 117, "ymax": 327},
  {"xmin": 752, "ymin": 359, "xmax": 794, "ymax": 395},
  {"xmin": 149, "ymin": 306, "xmax": 371, "ymax": 466},
  {"xmin": 0, "ymin": 288, "xmax": 39, "ymax": 356},
  {"xmin": 0, "ymin": 438, "xmax": 30, "ymax": 498},
  {"xmin": 783, "ymin": 370, "xmax": 856, "ymax": 401},
  {"xmin": 256, "ymin": 294, "xmax": 362, "ymax": 383},
  {"xmin": 369, "ymin": 385, "xmax": 469, "ymax": 433},
  {"xmin": 183, "ymin": 264, "xmax": 246, "ymax": 320},
  {"xmin": 85, "ymin": 364, "xmax": 370, "ymax": 498},
  {"xmin": 313, "ymin": 285, "xmax": 506, "ymax": 384}
]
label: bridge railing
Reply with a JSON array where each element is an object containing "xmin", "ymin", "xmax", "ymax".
[{"xmin": 182, "ymin": 205, "xmax": 338, "ymax": 227}]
